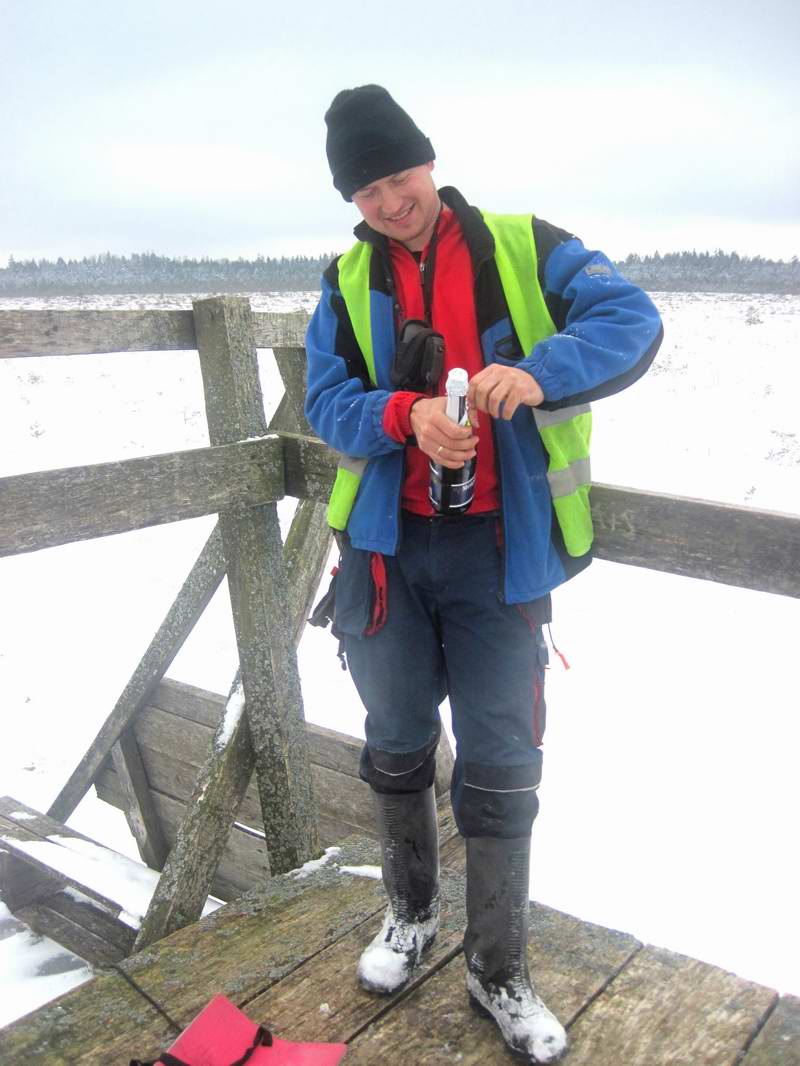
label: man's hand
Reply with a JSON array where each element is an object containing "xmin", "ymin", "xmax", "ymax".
[
  {"xmin": 409, "ymin": 396, "xmax": 479, "ymax": 469},
  {"xmin": 467, "ymin": 365, "xmax": 544, "ymax": 426}
]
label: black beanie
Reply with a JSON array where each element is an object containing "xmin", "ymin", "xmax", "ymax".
[{"xmin": 325, "ymin": 85, "xmax": 435, "ymax": 201}]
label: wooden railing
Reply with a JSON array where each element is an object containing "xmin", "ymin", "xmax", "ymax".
[{"xmin": 1, "ymin": 299, "xmax": 798, "ymax": 949}]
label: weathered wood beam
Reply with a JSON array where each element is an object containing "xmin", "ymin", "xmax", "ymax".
[
  {"xmin": 47, "ymin": 526, "xmax": 227, "ymax": 822},
  {"xmin": 591, "ymin": 483, "xmax": 800, "ymax": 599},
  {"xmin": 133, "ymin": 678, "xmax": 258, "ymax": 948},
  {"xmin": 133, "ymin": 297, "xmax": 322, "ymax": 950},
  {"xmin": 273, "ymin": 347, "xmax": 311, "ymax": 434},
  {"xmin": 0, "ymin": 309, "xmax": 196, "ymax": 358},
  {"xmin": 284, "ymin": 499, "xmax": 333, "ymax": 647},
  {"xmin": 280, "ymin": 431, "xmax": 339, "ymax": 503},
  {"xmin": 110, "ymin": 729, "xmax": 170, "ymax": 871},
  {"xmin": 0, "ymin": 437, "xmax": 283, "ymax": 557},
  {"xmin": 0, "ymin": 308, "xmax": 310, "ymax": 358},
  {"xmin": 193, "ymin": 296, "xmax": 319, "ymax": 868},
  {"xmin": 252, "ymin": 312, "xmax": 310, "ymax": 350},
  {"xmin": 272, "ymin": 443, "xmax": 800, "ymax": 600}
]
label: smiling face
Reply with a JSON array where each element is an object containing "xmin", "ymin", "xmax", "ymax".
[{"xmin": 352, "ymin": 161, "xmax": 440, "ymax": 251}]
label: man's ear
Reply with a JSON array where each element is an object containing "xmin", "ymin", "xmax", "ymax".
[{"xmin": 426, "ymin": 160, "xmax": 435, "ymax": 173}]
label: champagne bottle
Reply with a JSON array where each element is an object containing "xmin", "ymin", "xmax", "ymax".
[{"xmin": 429, "ymin": 368, "xmax": 476, "ymax": 515}]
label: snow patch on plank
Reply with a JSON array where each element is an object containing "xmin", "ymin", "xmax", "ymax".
[
  {"xmin": 215, "ymin": 682, "xmax": 245, "ymax": 752},
  {"xmin": 338, "ymin": 864, "xmax": 382, "ymax": 880},
  {"xmin": 290, "ymin": 846, "xmax": 342, "ymax": 880}
]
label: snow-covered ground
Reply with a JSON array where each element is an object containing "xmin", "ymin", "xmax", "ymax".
[{"xmin": 0, "ymin": 290, "xmax": 798, "ymax": 1028}]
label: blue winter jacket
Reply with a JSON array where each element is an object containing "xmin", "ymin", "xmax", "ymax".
[{"xmin": 305, "ymin": 187, "xmax": 663, "ymax": 604}]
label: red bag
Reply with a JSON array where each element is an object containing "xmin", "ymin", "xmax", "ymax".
[{"xmin": 131, "ymin": 994, "xmax": 347, "ymax": 1066}]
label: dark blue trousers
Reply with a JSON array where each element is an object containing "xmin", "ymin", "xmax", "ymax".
[{"xmin": 334, "ymin": 513, "xmax": 550, "ymax": 838}]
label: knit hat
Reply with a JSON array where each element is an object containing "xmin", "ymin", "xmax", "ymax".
[{"xmin": 325, "ymin": 85, "xmax": 435, "ymax": 201}]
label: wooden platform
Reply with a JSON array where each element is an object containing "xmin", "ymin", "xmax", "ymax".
[{"xmin": 2, "ymin": 807, "xmax": 798, "ymax": 1065}]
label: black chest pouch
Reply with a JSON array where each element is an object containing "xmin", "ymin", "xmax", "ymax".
[{"xmin": 390, "ymin": 318, "xmax": 445, "ymax": 392}]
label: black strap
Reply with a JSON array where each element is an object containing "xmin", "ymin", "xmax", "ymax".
[
  {"xmin": 229, "ymin": 1025, "xmax": 273, "ymax": 1065},
  {"xmin": 419, "ymin": 221, "xmax": 440, "ymax": 325},
  {"xmin": 130, "ymin": 1024, "xmax": 273, "ymax": 1066}
]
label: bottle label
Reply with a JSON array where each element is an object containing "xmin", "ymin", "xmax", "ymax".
[{"xmin": 429, "ymin": 391, "xmax": 476, "ymax": 514}]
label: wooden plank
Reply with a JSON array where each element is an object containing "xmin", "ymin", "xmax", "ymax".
[
  {"xmin": 193, "ymin": 295, "xmax": 318, "ymax": 875},
  {"xmin": 111, "ymin": 728, "xmax": 169, "ymax": 870},
  {"xmin": 563, "ymin": 945, "xmax": 777, "ymax": 1066},
  {"xmin": 149, "ymin": 677, "xmax": 226, "ymax": 728},
  {"xmin": 0, "ymin": 307, "xmax": 196, "ymax": 357},
  {"xmin": 14, "ymin": 901, "xmax": 127, "ymax": 966},
  {"xmin": 305, "ymin": 722, "xmax": 363, "ymax": 777},
  {"xmin": 143, "ymin": 679, "xmax": 453, "ymax": 812},
  {"xmin": 96, "ymin": 768, "xmax": 368, "ymax": 897},
  {"xmin": 740, "ymin": 994, "xmax": 800, "ymax": 1065},
  {"xmin": 41, "ymin": 886, "xmax": 137, "ymax": 954},
  {"xmin": 0, "ymin": 307, "xmax": 309, "ymax": 358},
  {"xmin": 0, "ymin": 967, "xmax": 177, "ymax": 1064},
  {"xmin": 281, "ymin": 431, "xmax": 339, "ymax": 503},
  {"xmin": 283, "ymin": 498, "xmax": 334, "ymax": 648},
  {"xmin": 48, "ymin": 525, "xmax": 227, "ymax": 822},
  {"xmin": 97, "ymin": 726, "xmax": 375, "ymax": 836},
  {"xmin": 0, "ymin": 805, "xmax": 139, "ymax": 938},
  {"xmin": 276, "ymin": 435, "xmax": 800, "ymax": 600},
  {"xmin": 148, "ymin": 678, "xmax": 365, "ymax": 778},
  {"xmin": 252, "ymin": 311, "xmax": 310, "ymax": 350},
  {"xmin": 273, "ymin": 347, "xmax": 311, "ymax": 433},
  {"xmin": 316, "ymin": 899, "xmax": 640, "ymax": 1063},
  {"xmin": 592, "ymin": 483, "xmax": 800, "ymax": 599},
  {"xmin": 94, "ymin": 773, "xmax": 269, "ymax": 900},
  {"xmin": 0, "ymin": 436, "xmax": 284, "ymax": 557}
]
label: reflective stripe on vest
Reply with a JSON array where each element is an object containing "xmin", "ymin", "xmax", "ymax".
[
  {"xmin": 326, "ymin": 243, "xmax": 376, "ymax": 530},
  {"xmin": 480, "ymin": 211, "xmax": 593, "ymax": 557}
]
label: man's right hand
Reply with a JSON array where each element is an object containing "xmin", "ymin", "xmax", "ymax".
[{"xmin": 409, "ymin": 396, "xmax": 479, "ymax": 469}]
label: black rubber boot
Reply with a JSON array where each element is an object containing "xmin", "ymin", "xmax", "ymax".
[
  {"xmin": 357, "ymin": 784, "xmax": 440, "ymax": 993},
  {"xmin": 464, "ymin": 836, "xmax": 567, "ymax": 1063}
]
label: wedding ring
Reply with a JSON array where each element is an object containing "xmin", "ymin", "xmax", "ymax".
[{"xmin": 437, "ymin": 445, "xmax": 444, "ymax": 455}]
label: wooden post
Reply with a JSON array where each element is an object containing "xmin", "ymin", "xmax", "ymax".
[{"xmin": 192, "ymin": 297, "xmax": 318, "ymax": 872}]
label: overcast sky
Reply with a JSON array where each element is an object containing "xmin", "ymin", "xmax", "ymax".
[{"xmin": 2, "ymin": 0, "xmax": 798, "ymax": 266}]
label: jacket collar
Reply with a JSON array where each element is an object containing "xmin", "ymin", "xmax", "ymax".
[{"xmin": 352, "ymin": 185, "xmax": 495, "ymax": 273}]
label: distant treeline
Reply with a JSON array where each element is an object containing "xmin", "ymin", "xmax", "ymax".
[{"xmin": 1, "ymin": 249, "xmax": 799, "ymax": 295}]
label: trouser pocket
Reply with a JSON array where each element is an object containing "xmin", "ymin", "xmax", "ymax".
[{"xmin": 333, "ymin": 541, "xmax": 388, "ymax": 637}]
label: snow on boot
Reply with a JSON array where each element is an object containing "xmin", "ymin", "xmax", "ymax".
[
  {"xmin": 464, "ymin": 836, "xmax": 567, "ymax": 1064},
  {"xmin": 357, "ymin": 784, "xmax": 440, "ymax": 994}
]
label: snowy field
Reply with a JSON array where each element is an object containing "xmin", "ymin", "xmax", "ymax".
[{"xmin": 0, "ymin": 290, "xmax": 798, "ymax": 1028}]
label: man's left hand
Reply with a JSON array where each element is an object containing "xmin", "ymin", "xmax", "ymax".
[{"xmin": 467, "ymin": 365, "xmax": 544, "ymax": 426}]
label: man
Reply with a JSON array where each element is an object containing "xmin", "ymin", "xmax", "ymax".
[{"xmin": 305, "ymin": 85, "xmax": 662, "ymax": 1063}]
